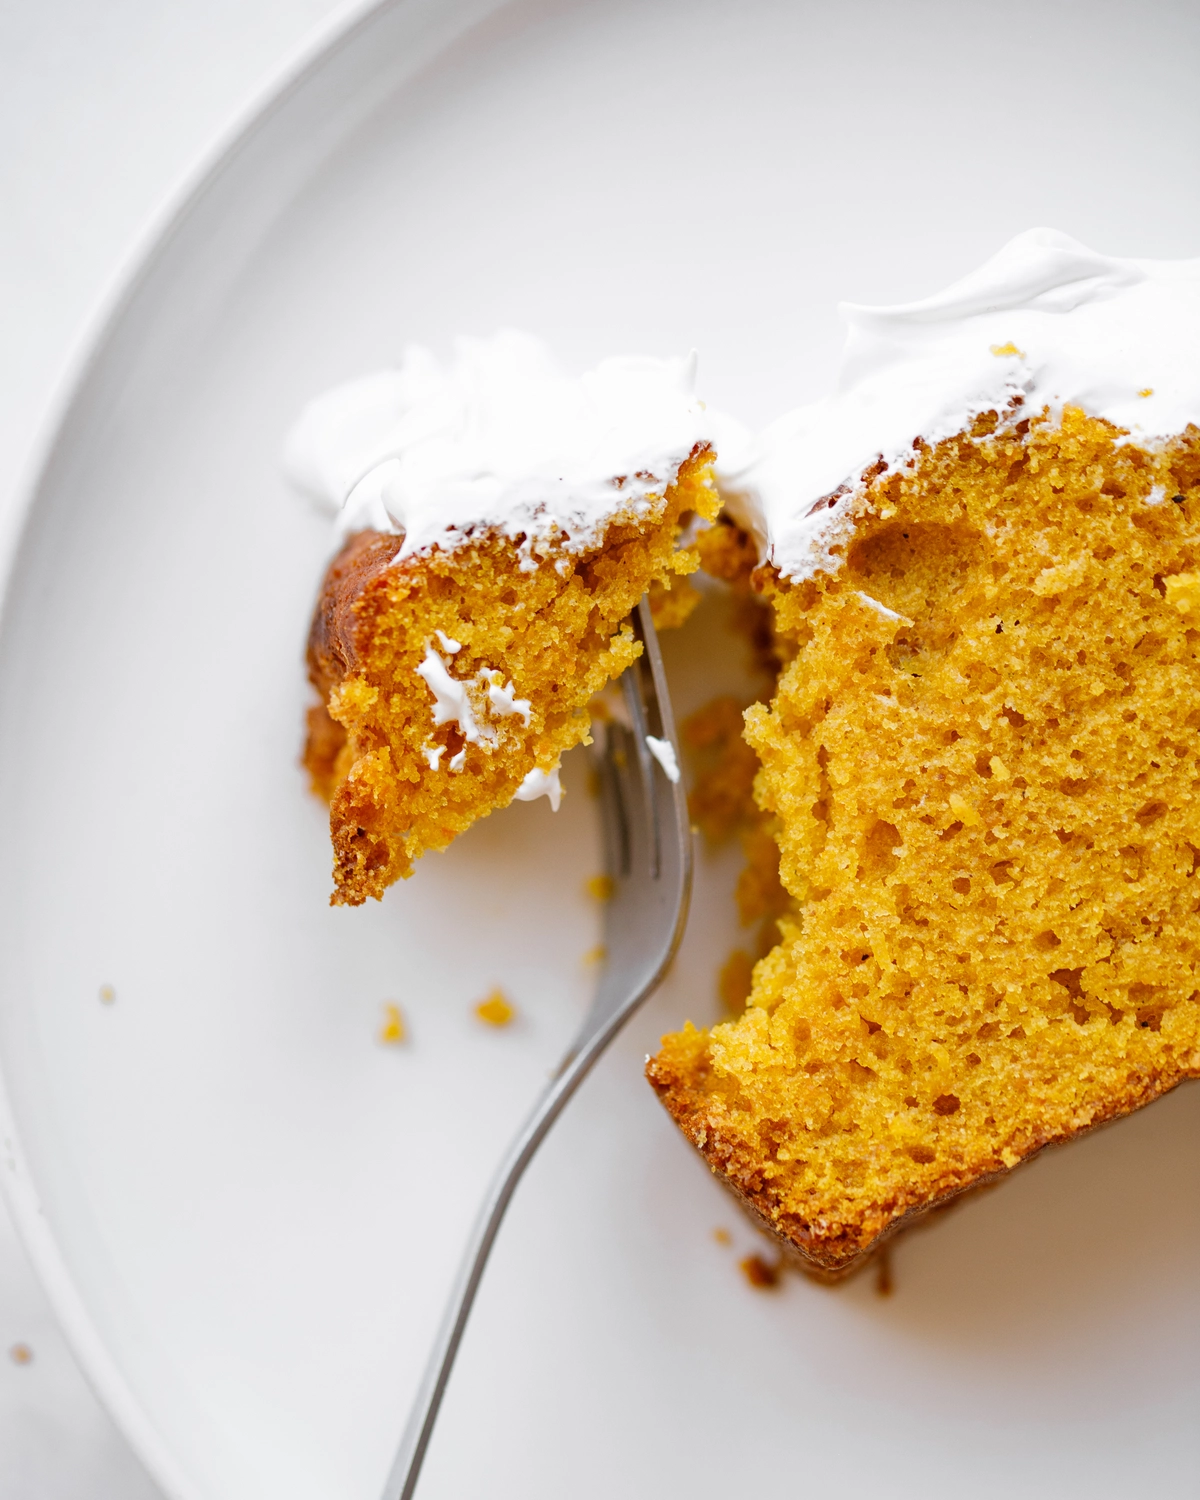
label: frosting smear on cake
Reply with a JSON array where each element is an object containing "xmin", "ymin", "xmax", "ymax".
[
  {"xmin": 724, "ymin": 228, "xmax": 1200, "ymax": 581},
  {"xmin": 283, "ymin": 330, "xmax": 709, "ymax": 566},
  {"xmin": 288, "ymin": 331, "xmax": 718, "ymax": 903}
]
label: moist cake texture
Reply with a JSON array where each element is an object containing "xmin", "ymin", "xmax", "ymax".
[
  {"xmin": 287, "ymin": 236, "xmax": 1200, "ymax": 1277},
  {"xmin": 288, "ymin": 333, "xmax": 717, "ymax": 904},
  {"xmin": 649, "ymin": 230, "xmax": 1200, "ymax": 1276}
]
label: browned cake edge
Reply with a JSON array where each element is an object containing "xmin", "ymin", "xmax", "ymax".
[
  {"xmin": 646, "ymin": 1043, "xmax": 1194, "ymax": 1277},
  {"xmin": 301, "ymin": 529, "xmax": 403, "ymax": 799}
]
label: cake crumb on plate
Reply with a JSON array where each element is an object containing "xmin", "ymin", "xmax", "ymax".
[
  {"xmin": 739, "ymin": 1253, "xmax": 783, "ymax": 1290},
  {"xmin": 475, "ymin": 990, "xmax": 515, "ymax": 1027},
  {"xmin": 378, "ymin": 1003, "xmax": 406, "ymax": 1044}
]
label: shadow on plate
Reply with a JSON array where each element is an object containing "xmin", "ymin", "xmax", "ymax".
[{"xmin": 836, "ymin": 1079, "xmax": 1200, "ymax": 1359}]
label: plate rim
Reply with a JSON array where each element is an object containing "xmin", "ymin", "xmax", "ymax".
[{"xmin": 0, "ymin": 4, "xmax": 402, "ymax": 1494}]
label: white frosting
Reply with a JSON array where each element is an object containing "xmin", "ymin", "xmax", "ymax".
[
  {"xmin": 414, "ymin": 646, "xmax": 534, "ymax": 760},
  {"xmin": 485, "ymin": 676, "xmax": 531, "ymax": 725},
  {"xmin": 415, "ymin": 646, "xmax": 485, "ymax": 745},
  {"xmin": 514, "ymin": 764, "xmax": 563, "ymax": 811},
  {"xmin": 645, "ymin": 735, "xmax": 681, "ymax": 783},
  {"xmin": 855, "ymin": 591, "xmax": 911, "ymax": 626},
  {"xmin": 723, "ymin": 229, "xmax": 1200, "ymax": 582},
  {"xmin": 283, "ymin": 330, "xmax": 710, "ymax": 565}
]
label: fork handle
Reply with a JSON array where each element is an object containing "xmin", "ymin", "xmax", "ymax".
[
  {"xmin": 381, "ymin": 599, "xmax": 689, "ymax": 1498},
  {"xmin": 380, "ymin": 1061, "xmax": 587, "ymax": 1500}
]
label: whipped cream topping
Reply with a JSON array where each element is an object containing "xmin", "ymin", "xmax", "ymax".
[
  {"xmin": 414, "ymin": 644, "xmax": 534, "ymax": 776},
  {"xmin": 855, "ymin": 591, "xmax": 911, "ymax": 626},
  {"xmin": 722, "ymin": 229, "xmax": 1200, "ymax": 582},
  {"xmin": 645, "ymin": 735, "xmax": 681, "ymax": 783},
  {"xmin": 415, "ymin": 646, "xmax": 487, "ymax": 746},
  {"xmin": 514, "ymin": 764, "xmax": 563, "ymax": 810},
  {"xmin": 283, "ymin": 330, "xmax": 710, "ymax": 566}
]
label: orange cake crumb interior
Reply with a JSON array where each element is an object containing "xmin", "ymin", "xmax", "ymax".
[
  {"xmin": 650, "ymin": 409, "xmax": 1200, "ymax": 1274},
  {"xmin": 307, "ymin": 448, "xmax": 717, "ymax": 905}
]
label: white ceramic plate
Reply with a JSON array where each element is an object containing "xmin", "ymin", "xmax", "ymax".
[{"xmin": 3, "ymin": 1, "xmax": 1200, "ymax": 1496}]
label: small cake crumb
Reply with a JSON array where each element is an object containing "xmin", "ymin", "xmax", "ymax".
[
  {"xmin": 989, "ymin": 341, "xmax": 1024, "ymax": 358},
  {"xmin": 740, "ymin": 1253, "xmax": 783, "ymax": 1290},
  {"xmin": 712, "ymin": 1227, "xmax": 732, "ymax": 1246},
  {"xmin": 9, "ymin": 1343, "xmax": 32, "ymax": 1365},
  {"xmin": 99, "ymin": 984, "xmax": 115, "ymax": 1005},
  {"xmin": 475, "ymin": 990, "xmax": 515, "ymax": 1027},
  {"xmin": 379, "ymin": 1003, "xmax": 406, "ymax": 1044},
  {"xmin": 1139, "ymin": 387, "xmax": 1154, "ymax": 398},
  {"xmin": 582, "ymin": 945, "xmax": 607, "ymax": 969},
  {"xmin": 586, "ymin": 874, "xmax": 614, "ymax": 902}
]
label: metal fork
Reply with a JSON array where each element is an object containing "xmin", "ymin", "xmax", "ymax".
[{"xmin": 381, "ymin": 595, "xmax": 693, "ymax": 1500}]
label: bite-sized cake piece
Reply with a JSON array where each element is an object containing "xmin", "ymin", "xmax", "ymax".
[
  {"xmin": 649, "ymin": 230, "xmax": 1200, "ymax": 1276},
  {"xmin": 286, "ymin": 332, "xmax": 717, "ymax": 905}
]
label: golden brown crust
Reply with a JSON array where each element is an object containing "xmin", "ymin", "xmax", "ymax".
[
  {"xmin": 646, "ymin": 1041, "xmax": 1189, "ymax": 1277},
  {"xmin": 301, "ymin": 531, "xmax": 403, "ymax": 803},
  {"xmin": 305, "ymin": 529, "xmax": 404, "ymax": 699},
  {"xmin": 303, "ymin": 703, "xmax": 347, "ymax": 801}
]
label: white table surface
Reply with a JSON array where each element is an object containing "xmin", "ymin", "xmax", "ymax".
[{"xmin": 0, "ymin": 5, "xmax": 345, "ymax": 1492}]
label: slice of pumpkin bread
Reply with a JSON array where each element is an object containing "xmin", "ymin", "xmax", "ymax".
[{"xmin": 649, "ymin": 231, "xmax": 1200, "ymax": 1275}]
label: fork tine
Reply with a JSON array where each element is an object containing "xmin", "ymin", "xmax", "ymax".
[
  {"xmin": 621, "ymin": 630, "xmax": 661, "ymax": 879},
  {"xmin": 596, "ymin": 718, "xmax": 632, "ymax": 880}
]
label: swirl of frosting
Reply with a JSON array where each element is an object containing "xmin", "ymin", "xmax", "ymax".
[
  {"xmin": 722, "ymin": 228, "xmax": 1200, "ymax": 581},
  {"xmin": 283, "ymin": 330, "xmax": 710, "ymax": 566}
]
